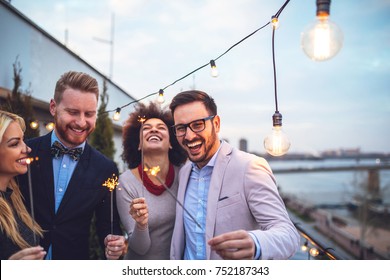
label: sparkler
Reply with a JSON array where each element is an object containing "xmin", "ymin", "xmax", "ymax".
[
  {"xmin": 144, "ymin": 163, "xmax": 203, "ymax": 230},
  {"xmin": 138, "ymin": 115, "xmax": 147, "ymax": 198},
  {"xmin": 26, "ymin": 157, "xmax": 37, "ymax": 245},
  {"xmin": 102, "ymin": 174, "xmax": 119, "ymax": 234}
]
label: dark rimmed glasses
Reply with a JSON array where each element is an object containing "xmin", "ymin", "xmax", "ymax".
[{"xmin": 172, "ymin": 115, "xmax": 215, "ymax": 137}]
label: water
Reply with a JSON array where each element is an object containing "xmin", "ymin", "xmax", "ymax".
[
  {"xmin": 268, "ymin": 158, "xmax": 390, "ymax": 226},
  {"xmin": 269, "ymin": 158, "xmax": 390, "ymax": 205}
]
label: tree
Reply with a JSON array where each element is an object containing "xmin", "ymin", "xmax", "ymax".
[
  {"xmin": 89, "ymin": 79, "xmax": 116, "ymax": 159},
  {"xmin": 88, "ymin": 79, "xmax": 117, "ymax": 259},
  {"xmin": 1, "ymin": 57, "xmax": 39, "ymax": 139}
]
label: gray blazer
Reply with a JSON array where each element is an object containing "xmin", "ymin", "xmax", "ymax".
[{"xmin": 170, "ymin": 141, "xmax": 300, "ymax": 260}]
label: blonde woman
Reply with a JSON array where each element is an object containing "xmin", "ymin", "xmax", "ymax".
[{"xmin": 0, "ymin": 110, "xmax": 45, "ymax": 260}]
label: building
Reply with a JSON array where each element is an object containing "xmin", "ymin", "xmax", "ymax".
[
  {"xmin": 0, "ymin": 0, "xmax": 136, "ymax": 172},
  {"xmin": 239, "ymin": 138, "xmax": 248, "ymax": 152}
]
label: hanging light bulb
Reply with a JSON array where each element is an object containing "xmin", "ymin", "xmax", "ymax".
[
  {"xmin": 210, "ymin": 60, "xmax": 219, "ymax": 77},
  {"xmin": 264, "ymin": 15, "xmax": 290, "ymax": 157},
  {"xmin": 301, "ymin": 0, "xmax": 343, "ymax": 61},
  {"xmin": 29, "ymin": 120, "xmax": 39, "ymax": 130},
  {"xmin": 271, "ymin": 16, "xmax": 279, "ymax": 29},
  {"xmin": 113, "ymin": 108, "xmax": 121, "ymax": 121},
  {"xmin": 157, "ymin": 89, "xmax": 165, "ymax": 104},
  {"xmin": 264, "ymin": 112, "xmax": 290, "ymax": 156}
]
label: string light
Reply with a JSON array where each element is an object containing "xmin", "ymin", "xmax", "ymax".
[
  {"xmin": 301, "ymin": 0, "xmax": 343, "ymax": 61},
  {"xmin": 112, "ymin": 107, "xmax": 121, "ymax": 121},
  {"xmin": 102, "ymin": 4, "xmax": 277, "ymax": 118},
  {"xmin": 44, "ymin": 122, "xmax": 55, "ymax": 131},
  {"xmin": 29, "ymin": 120, "xmax": 54, "ymax": 131},
  {"xmin": 309, "ymin": 247, "xmax": 320, "ymax": 257},
  {"xmin": 156, "ymin": 89, "xmax": 165, "ymax": 104},
  {"xmin": 263, "ymin": 9, "xmax": 291, "ymax": 157},
  {"xmin": 209, "ymin": 60, "xmax": 219, "ymax": 77},
  {"xmin": 29, "ymin": 120, "xmax": 39, "ymax": 129},
  {"xmin": 271, "ymin": 16, "xmax": 279, "ymax": 29}
]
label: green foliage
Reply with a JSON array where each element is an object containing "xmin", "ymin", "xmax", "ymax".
[
  {"xmin": 88, "ymin": 79, "xmax": 117, "ymax": 259},
  {"xmin": 0, "ymin": 57, "xmax": 39, "ymax": 139},
  {"xmin": 89, "ymin": 79, "xmax": 116, "ymax": 160}
]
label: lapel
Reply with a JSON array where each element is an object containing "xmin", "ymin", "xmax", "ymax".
[
  {"xmin": 177, "ymin": 162, "xmax": 192, "ymax": 222},
  {"xmin": 205, "ymin": 141, "xmax": 232, "ymax": 258},
  {"xmin": 55, "ymin": 143, "xmax": 91, "ymax": 216}
]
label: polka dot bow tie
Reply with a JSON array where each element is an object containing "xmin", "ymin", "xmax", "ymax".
[{"xmin": 50, "ymin": 141, "xmax": 83, "ymax": 161}]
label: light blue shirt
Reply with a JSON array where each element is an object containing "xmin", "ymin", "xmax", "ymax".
[
  {"xmin": 183, "ymin": 153, "xmax": 216, "ymax": 259},
  {"xmin": 46, "ymin": 131, "xmax": 85, "ymax": 259},
  {"xmin": 183, "ymin": 141, "xmax": 261, "ymax": 260}
]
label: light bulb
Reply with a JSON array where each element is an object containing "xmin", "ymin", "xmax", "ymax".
[
  {"xmin": 264, "ymin": 125, "xmax": 290, "ymax": 156},
  {"xmin": 113, "ymin": 108, "xmax": 121, "ymax": 121},
  {"xmin": 309, "ymin": 247, "xmax": 320, "ymax": 257},
  {"xmin": 210, "ymin": 60, "xmax": 218, "ymax": 77},
  {"xmin": 263, "ymin": 112, "xmax": 290, "ymax": 156},
  {"xmin": 271, "ymin": 16, "xmax": 279, "ymax": 30},
  {"xmin": 30, "ymin": 120, "xmax": 39, "ymax": 129},
  {"xmin": 301, "ymin": 0, "xmax": 343, "ymax": 61},
  {"xmin": 157, "ymin": 89, "xmax": 165, "ymax": 104},
  {"xmin": 45, "ymin": 122, "xmax": 55, "ymax": 131}
]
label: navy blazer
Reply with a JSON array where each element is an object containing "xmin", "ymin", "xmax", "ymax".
[{"xmin": 18, "ymin": 132, "xmax": 121, "ymax": 260}]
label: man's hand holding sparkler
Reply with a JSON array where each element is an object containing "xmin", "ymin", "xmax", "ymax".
[{"xmin": 130, "ymin": 197, "xmax": 149, "ymax": 230}]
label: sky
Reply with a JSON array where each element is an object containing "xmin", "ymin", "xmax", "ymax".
[{"xmin": 9, "ymin": 0, "xmax": 390, "ymax": 154}]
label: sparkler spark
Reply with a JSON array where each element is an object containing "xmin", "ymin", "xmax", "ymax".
[
  {"xmin": 103, "ymin": 174, "xmax": 119, "ymax": 234},
  {"xmin": 137, "ymin": 115, "xmax": 146, "ymax": 123},
  {"xmin": 103, "ymin": 174, "xmax": 119, "ymax": 192}
]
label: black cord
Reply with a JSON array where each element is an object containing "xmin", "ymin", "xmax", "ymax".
[{"xmin": 102, "ymin": 0, "xmax": 292, "ymax": 116}]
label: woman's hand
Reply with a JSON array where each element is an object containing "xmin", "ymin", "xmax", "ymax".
[
  {"xmin": 130, "ymin": 197, "xmax": 149, "ymax": 229},
  {"xmin": 8, "ymin": 246, "xmax": 46, "ymax": 260}
]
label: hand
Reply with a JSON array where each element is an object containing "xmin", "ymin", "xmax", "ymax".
[
  {"xmin": 129, "ymin": 197, "xmax": 148, "ymax": 229},
  {"xmin": 104, "ymin": 234, "xmax": 127, "ymax": 260},
  {"xmin": 8, "ymin": 246, "xmax": 46, "ymax": 260},
  {"xmin": 208, "ymin": 230, "xmax": 255, "ymax": 260}
]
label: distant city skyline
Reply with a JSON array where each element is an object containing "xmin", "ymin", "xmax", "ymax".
[{"xmin": 9, "ymin": 0, "xmax": 390, "ymax": 154}]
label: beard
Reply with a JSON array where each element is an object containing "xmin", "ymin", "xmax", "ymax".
[
  {"xmin": 184, "ymin": 126, "xmax": 219, "ymax": 168},
  {"xmin": 53, "ymin": 114, "xmax": 94, "ymax": 147}
]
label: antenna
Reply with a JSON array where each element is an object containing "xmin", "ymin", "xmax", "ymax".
[{"xmin": 93, "ymin": 13, "xmax": 115, "ymax": 79}]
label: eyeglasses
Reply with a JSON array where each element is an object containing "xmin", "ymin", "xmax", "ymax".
[{"xmin": 172, "ymin": 115, "xmax": 215, "ymax": 137}]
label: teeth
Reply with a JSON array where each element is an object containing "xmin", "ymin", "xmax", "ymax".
[
  {"xmin": 17, "ymin": 158, "xmax": 28, "ymax": 164},
  {"xmin": 148, "ymin": 136, "xmax": 161, "ymax": 141},
  {"xmin": 187, "ymin": 141, "xmax": 201, "ymax": 148}
]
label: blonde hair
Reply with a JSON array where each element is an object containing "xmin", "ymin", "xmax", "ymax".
[{"xmin": 0, "ymin": 110, "xmax": 44, "ymax": 249}]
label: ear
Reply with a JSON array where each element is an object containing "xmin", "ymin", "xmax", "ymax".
[
  {"xmin": 49, "ymin": 99, "xmax": 56, "ymax": 117},
  {"xmin": 213, "ymin": 115, "xmax": 221, "ymax": 133}
]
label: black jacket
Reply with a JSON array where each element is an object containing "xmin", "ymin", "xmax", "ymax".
[{"xmin": 18, "ymin": 132, "xmax": 121, "ymax": 260}]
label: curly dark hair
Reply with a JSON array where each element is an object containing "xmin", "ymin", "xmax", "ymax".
[{"xmin": 122, "ymin": 101, "xmax": 187, "ymax": 169}]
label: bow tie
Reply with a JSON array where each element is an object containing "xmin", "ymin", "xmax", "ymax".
[{"xmin": 51, "ymin": 141, "xmax": 83, "ymax": 161}]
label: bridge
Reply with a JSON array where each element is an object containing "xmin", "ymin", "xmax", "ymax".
[{"xmin": 272, "ymin": 163, "xmax": 390, "ymax": 174}]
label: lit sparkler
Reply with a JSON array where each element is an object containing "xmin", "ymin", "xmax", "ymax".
[
  {"xmin": 103, "ymin": 174, "xmax": 119, "ymax": 234},
  {"xmin": 138, "ymin": 115, "xmax": 146, "ymax": 197},
  {"xmin": 144, "ymin": 163, "xmax": 203, "ymax": 230},
  {"xmin": 26, "ymin": 157, "xmax": 37, "ymax": 245}
]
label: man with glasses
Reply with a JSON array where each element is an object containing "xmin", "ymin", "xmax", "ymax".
[{"xmin": 169, "ymin": 90, "xmax": 299, "ymax": 260}]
